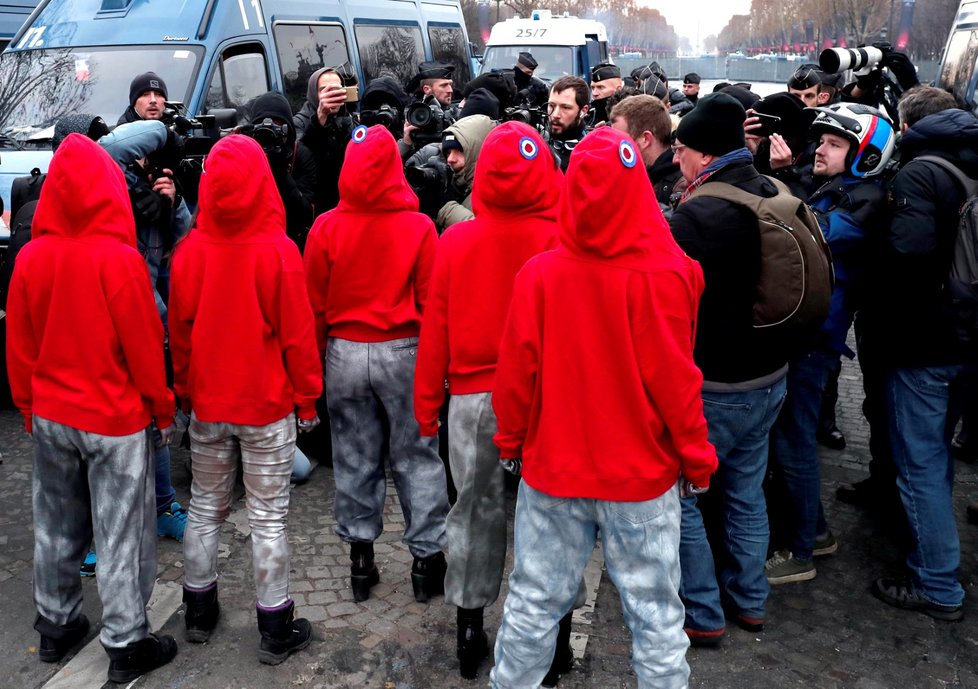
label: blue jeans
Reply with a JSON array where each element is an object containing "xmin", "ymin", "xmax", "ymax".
[
  {"xmin": 885, "ymin": 365, "xmax": 967, "ymax": 607},
  {"xmin": 679, "ymin": 376, "xmax": 786, "ymax": 631},
  {"xmin": 152, "ymin": 424, "xmax": 176, "ymax": 516},
  {"xmin": 491, "ymin": 481, "xmax": 688, "ymax": 689},
  {"xmin": 770, "ymin": 350, "xmax": 835, "ymax": 561}
]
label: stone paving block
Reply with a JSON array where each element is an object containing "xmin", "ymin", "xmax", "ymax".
[
  {"xmin": 326, "ymin": 601, "xmax": 360, "ymax": 618},
  {"xmin": 303, "ymin": 605, "xmax": 329, "ymax": 622}
]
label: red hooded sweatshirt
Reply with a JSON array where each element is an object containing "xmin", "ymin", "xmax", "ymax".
[
  {"xmin": 5, "ymin": 134, "xmax": 173, "ymax": 436},
  {"xmin": 492, "ymin": 128, "xmax": 718, "ymax": 501},
  {"xmin": 414, "ymin": 122, "xmax": 561, "ymax": 436},
  {"xmin": 304, "ymin": 125, "xmax": 436, "ymax": 354},
  {"xmin": 169, "ymin": 135, "xmax": 322, "ymax": 424}
]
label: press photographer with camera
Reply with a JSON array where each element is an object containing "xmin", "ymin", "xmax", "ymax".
[
  {"xmin": 298, "ymin": 67, "xmax": 357, "ymax": 216},
  {"xmin": 513, "ymin": 52, "xmax": 548, "ymax": 109},
  {"xmin": 819, "ymin": 43, "xmax": 919, "ymax": 124},
  {"xmin": 399, "ymin": 62, "xmax": 458, "ymax": 158},
  {"xmin": 360, "ymin": 75, "xmax": 411, "ymax": 139},
  {"xmin": 241, "ymin": 92, "xmax": 316, "ymax": 251}
]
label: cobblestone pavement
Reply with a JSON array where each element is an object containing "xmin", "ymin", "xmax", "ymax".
[{"xmin": 2, "ymin": 354, "xmax": 978, "ymax": 688}]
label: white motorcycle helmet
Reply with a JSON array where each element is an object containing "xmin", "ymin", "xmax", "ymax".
[{"xmin": 809, "ymin": 103, "xmax": 896, "ymax": 177}]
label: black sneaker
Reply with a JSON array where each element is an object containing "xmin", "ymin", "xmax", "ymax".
[
  {"xmin": 871, "ymin": 577, "xmax": 963, "ymax": 622},
  {"xmin": 38, "ymin": 615, "xmax": 90, "ymax": 663}
]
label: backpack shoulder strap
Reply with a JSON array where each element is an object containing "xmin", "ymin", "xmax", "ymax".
[
  {"xmin": 911, "ymin": 155, "xmax": 978, "ymax": 197},
  {"xmin": 689, "ymin": 176, "xmax": 805, "ymax": 217}
]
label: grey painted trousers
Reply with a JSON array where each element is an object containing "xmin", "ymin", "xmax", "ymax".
[
  {"xmin": 491, "ymin": 482, "xmax": 689, "ymax": 689},
  {"xmin": 32, "ymin": 416, "xmax": 156, "ymax": 649},
  {"xmin": 444, "ymin": 392, "xmax": 507, "ymax": 609},
  {"xmin": 183, "ymin": 413, "xmax": 295, "ymax": 608},
  {"xmin": 326, "ymin": 337, "xmax": 448, "ymax": 558}
]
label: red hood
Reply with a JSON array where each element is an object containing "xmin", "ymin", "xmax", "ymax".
[
  {"xmin": 558, "ymin": 127, "xmax": 674, "ymax": 267},
  {"xmin": 472, "ymin": 121, "xmax": 562, "ymax": 219},
  {"xmin": 33, "ymin": 133, "xmax": 136, "ymax": 247},
  {"xmin": 197, "ymin": 135, "xmax": 285, "ymax": 239},
  {"xmin": 338, "ymin": 125, "xmax": 419, "ymax": 213}
]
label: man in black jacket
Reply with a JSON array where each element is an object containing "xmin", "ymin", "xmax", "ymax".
[
  {"xmin": 668, "ymin": 93, "xmax": 789, "ymax": 646},
  {"xmin": 298, "ymin": 67, "xmax": 356, "ymax": 216},
  {"xmin": 244, "ymin": 91, "xmax": 316, "ymax": 251},
  {"xmin": 860, "ymin": 85, "xmax": 978, "ymax": 622}
]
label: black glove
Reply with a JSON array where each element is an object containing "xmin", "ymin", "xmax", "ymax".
[
  {"xmin": 854, "ymin": 68, "xmax": 884, "ymax": 96},
  {"xmin": 882, "ymin": 51, "xmax": 919, "ymax": 90},
  {"xmin": 129, "ymin": 185, "xmax": 163, "ymax": 225}
]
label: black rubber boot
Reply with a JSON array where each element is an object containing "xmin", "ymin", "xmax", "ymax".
[
  {"xmin": 36, "ymin": 613, "xmax": 90, "ymax": 663},
  {"xmin": 541, "ymin": 612, "xmax": 574, "ymax": 687},
  {"xmin": 183, "ymin": 582, "xmax": 220, "ymax": 643},
  {"xmin": 256, "ymin": 599, "xmax": 312, "ymax": 665},
  {"xmin": 411, "ymin": 551, "xmax": 447, "ymax": 603},
  {"xmin": 350, "ymin": 541, "xmax": 379, "ymax": 602},
  {"xmin": 105, "ymin": 633, "xmax": 178, "ymax": 684},
  {"xmin": 456, "ymin": 606, "xmax": 489, "ymax": 680}
]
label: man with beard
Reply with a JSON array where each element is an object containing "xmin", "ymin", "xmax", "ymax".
[{"xmin": 547, "ymin": 76, "xmax": 589, "ymax": 172}]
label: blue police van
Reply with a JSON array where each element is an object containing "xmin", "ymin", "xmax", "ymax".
[{"xmin": 0, "ymin": 0, "xmax": 474, "ymax": 215}]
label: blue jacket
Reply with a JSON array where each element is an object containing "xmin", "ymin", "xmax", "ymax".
[{"xmin": 808, "ymin": 173, "xmax": 887, "ymax": 357}]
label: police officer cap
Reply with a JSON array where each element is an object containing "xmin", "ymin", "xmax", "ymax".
[
  {"xmin": 418, "ymin": 61, "xmax": 455, "ymax": 80},
  {"xmin": 683, "ymin": 72, "xmax": 701, "ymax": 84},
  {"xmin": 591, "ymin": 63, "xmax": 621, "ymax": 82},
  {"xmin": 518, "ymin": 52, "xmax": 538, "ymax": 70}
]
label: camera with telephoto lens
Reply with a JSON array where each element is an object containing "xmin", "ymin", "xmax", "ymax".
[
  {"xmin": 405, "ymin": 96, "xmax": 447, "ymax": 146},
  {"xmin": 819, "ymin": 44, "xmax": 887, "ymax": 74}
]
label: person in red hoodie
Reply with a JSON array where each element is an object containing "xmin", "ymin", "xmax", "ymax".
[
  {"xmin": 168, "ymin": 135, "xmax": 323, "ymax": 665},
  {"xmin": 414, "ymin": 121, "xmax": 561, "ymax": 681},
  {"xmin": 6, "ymin": 134, "xmax": 178, "ymax": 683},
  {"xmin": 304, "ymin": 124, "xmax": 449, "ymax": 604},
  {"xmin": 489, "ymin": 127, "xmax": 718, "ymax": 689}
]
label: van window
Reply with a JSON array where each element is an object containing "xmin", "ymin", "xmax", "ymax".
[
  {"xmin": 354, "ymin": 22, "xmax": 423, "ymax": 86},
  {"xmin": 0, "ymin": 46, "xmax": 202, "ymax": 143},
  {"xmin": 940, "ymin": 28, "xmax": 978, "ymax": 108},
  {"xmin": 428, "ymin": 24, "xmax": 470, "ymax": 85},
  {"xmin": 481, "ymin": 46, "xmax": 573, "ymax": 83},
  {"xmin": 273, "ymin": 23, "xmax": 351, "ymax": 114},
  {"xmin": 585, "ymin": 37, "xmax": 602, "ymax": 71},
  {"xmin": 205, "ymin": 45, "xmax": 269, "ymax": 110}
]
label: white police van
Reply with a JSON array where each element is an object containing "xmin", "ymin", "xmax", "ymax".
[
  {"xmin": 479, "ymin": 9, "xmax": 609, "ymax": 84},
  {"xmin": 0, "ymin": 0, "xmax": 474, "ymax": 217},
  {"xmin": 938, "ymin": 0, "xmax": 978, "ymax": 110}
]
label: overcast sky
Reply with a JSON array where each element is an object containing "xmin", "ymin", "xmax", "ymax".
[{"xmin": 647, "ymin": 0, "xmax": 752, "ymax": 46}]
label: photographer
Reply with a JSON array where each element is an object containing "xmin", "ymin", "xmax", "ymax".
[
  {"xmin": 119, "ymin": 71, "xmax": 168, "ymax": 124},
  {"xmin": 821, "ymin": 44, "xmax": 919, "ymax": 123},
  {"xmin": 400, "ymin": 62, "xmax": 457, "ymax": 158},
  {"xmin": 404, "ymin": 91, "xmax": 500, "ymax": 222},
  {"xmin": 436, "ymin": 114, "xmax": 495, "ymax": 232},
  {"xmin": 360, "ymin": 75, "xmax": 411, "ymax": 139},
  {"xmin": 243, "ymin": 91, "xmax": 316, "ymax": 251},
  {"xmin": 298, "ymin": 67, "xmax": 357, "ymax": 215}
]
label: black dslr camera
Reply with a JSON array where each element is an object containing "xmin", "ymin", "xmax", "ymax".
[
  {"xmin": 405, "ymin": 96, "xmax": 447, "ymax": 146},
  {"xmin": 237, "ymin": 117, "xmax": 290, "ymax": 158}
]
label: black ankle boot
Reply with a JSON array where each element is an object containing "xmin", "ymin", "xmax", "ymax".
[
  {"xmin": 411, "ymin": 551, "xmax": 446, "ymax": 603},
  {"xmin": 541, "ymin": 612, "xmax": 574, "ymax": 687},
  {"xmin": 36, "ymin": 613, "xmax": 90, "ymax": 663},
  {"xmin": 183, "ymin": 583, "xmax": 220, "ymax": 643},
  {"xmin": 256, "ymin": 599, "xmax": 312, "ymax": 665},
  {"xmin": 350, "ymin": 541, "xmax": 379, "ymax": 602},
  {"xmin": 105, "ymin": 633, "xmax": 178, "ymax": 684},
  {"xmin": 456, "ymin": 606, "xmax": 489, "ymax": 679}
]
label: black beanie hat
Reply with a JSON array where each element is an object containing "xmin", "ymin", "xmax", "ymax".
[
  {"xmin": 675, "ymin": 92, "xmax": 746, "ymax": 155},
  {"xmin": 460, "ymin": 87, "xmax": 500, "ymax": 120},
  {"xmin": 752, "ymin": 92, "xmax": 817, "ymax": 140},
  {"xmin": 128, "ymin": 72, "xmax": 168, "ymax": 107}
]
